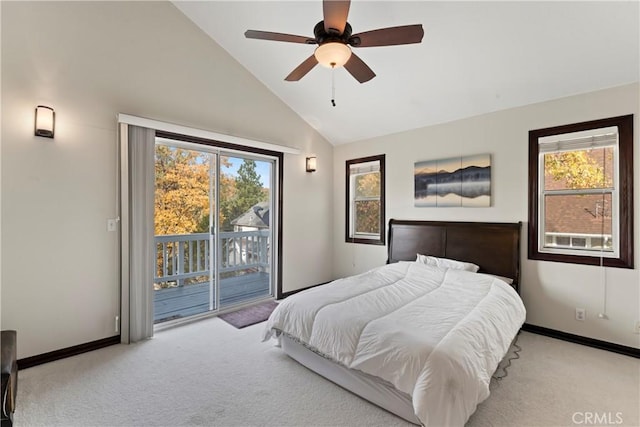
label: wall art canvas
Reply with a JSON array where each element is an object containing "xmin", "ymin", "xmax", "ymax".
[{"xmin": 414, "ymin": 154, "xmax": 491, "ymax": 207}]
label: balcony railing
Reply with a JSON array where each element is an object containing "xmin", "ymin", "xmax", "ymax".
[
  {"xmin": 154, "ymin": 230, "xmax": 270, "ymax": 288},
  {"xmin": 154, "ymin": 230, "xmax": 271, "ymax": 322}
]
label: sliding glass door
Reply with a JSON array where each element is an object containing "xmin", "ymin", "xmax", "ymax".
[
  {"xmin": 217, "ymin": 155, "xmax": 273, "ymax": 307},
  {"xmin": 152, "ymin": 138, "xmax": 275, "ymax": 324}
]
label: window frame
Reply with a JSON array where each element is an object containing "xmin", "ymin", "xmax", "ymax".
[
  {"xmin": 345, "ymin": 154, "xmax": 386, "ymax": 245},
  {"xmin": 538, "ymin": 130, "xmax": 618, "ymax": 258},
  {"xmin": 528, "ymin": 115, "xmax": 634, "ymax": 268}
]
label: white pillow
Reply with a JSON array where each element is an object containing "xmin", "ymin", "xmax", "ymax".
[
  {"xmin": 480, "ymin": 273, "xmax": 514, "ymax": 285},
  {"xmin": 416, "ymin": 254, "xmax": 480, "ymax": 272}
]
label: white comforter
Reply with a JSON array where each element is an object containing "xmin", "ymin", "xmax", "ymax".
[{"xmin": 263, "ymin": 262, "xmax": 526, "ymax": 426}]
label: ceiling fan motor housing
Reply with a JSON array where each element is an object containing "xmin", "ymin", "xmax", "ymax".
[{"xmin": 314, "ymin": 21, "xmax": 356, "ymax": 46}]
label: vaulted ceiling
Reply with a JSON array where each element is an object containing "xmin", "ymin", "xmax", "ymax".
[{"xmin": 174, "ymin": 1, "xmax": 639, "ymax": 145}]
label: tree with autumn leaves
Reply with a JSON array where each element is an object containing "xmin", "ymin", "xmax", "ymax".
[
  {"xmin": 154, "ymin": 146, "xmax": 210, "ymax": 236},
  {"xmin": 354, "ymin": 171, "xmax": 381, "ymax": 234},
  {"xmin": 154, "ymin": 146, "xmax": 268, "ymax": 236},
  {"xmin": 544, "ymin": 148, "xmax": 612, "ymax": 190}
]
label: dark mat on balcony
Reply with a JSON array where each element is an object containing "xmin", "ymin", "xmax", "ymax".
[{"xmin": 219, "ymin": 300, "xmax": 278, "ymax": 329}]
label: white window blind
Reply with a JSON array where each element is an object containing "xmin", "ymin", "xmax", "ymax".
[
  {"xmin": 539, "ymin": 126, "xmax": 618, "ymax": 153},
  {"xmin": 349, "ymin": 161, "xmax": 380, "ymax": 174}
]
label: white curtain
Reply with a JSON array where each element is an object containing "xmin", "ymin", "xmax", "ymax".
[{"xmin": 120, "ymin": 124, "xmax": 155, "ymax": 343}]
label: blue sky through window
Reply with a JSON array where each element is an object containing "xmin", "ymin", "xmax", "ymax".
[{"xmin": 223, "ymin": 156, "xmax": 271, "ymax": 189}]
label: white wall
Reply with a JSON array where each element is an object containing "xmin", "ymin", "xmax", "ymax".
[
  {"xmin": 334, "ymin": 83, "xmax": 640, "ymax": 349},
  {"xmin": 1, "ymin": 1, "xmax": 334, "ymax": 359}
]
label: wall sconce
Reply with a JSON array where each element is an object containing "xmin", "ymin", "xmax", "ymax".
[
  {"xmin": 306, "ymin": 156, "xmax": 317, "ymax": 173},
  {"xmin": 35, "ymin": 105, "xmax": 55, "ymax": 138}
]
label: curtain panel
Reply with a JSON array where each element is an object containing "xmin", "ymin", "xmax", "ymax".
[{"xmin": 120, "ymin": 124, "xmax": 155, "ymax": 343}]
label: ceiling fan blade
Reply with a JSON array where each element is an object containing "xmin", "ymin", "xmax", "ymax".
[
  {"xmin": 285, "ymin": 55, "xmax": 319, "ymax": 81},
  {"xmin": 323, "ymin": 0, "xmax": 350, "ymax": 34},
  {"xmin": 344, "ymin": 52, "xmax": 375, "ymax": 83},
  {"xmin": 245, "ymin": 30, "xmax": 315, "ymax": 44},
  {"xmin": 350, "ymin": 24, "xmax": 424, "ymax": 47}
]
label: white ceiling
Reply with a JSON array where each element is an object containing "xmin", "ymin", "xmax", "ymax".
[{"xmin": 174, "ymin": 1, "xmax": 639, "ymax": 145}]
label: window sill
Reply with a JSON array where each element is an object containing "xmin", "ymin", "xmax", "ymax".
[{"xmin": 528, "ymin": 250, "xmax": 633, "ymax": 269}]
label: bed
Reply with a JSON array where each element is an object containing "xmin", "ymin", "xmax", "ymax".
[{"xmin": 263, "ymin": 220, "xmax": 526, "ymax": 426}]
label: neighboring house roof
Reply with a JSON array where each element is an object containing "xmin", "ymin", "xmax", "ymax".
[{"xmin": 231, "ymin": 201, "xmax": 269, "ymax": 229}]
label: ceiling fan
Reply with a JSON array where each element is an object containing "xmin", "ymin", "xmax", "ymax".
[{"xmin": 244, "ymin": 0, "xmax": 424, "ymax": 83}]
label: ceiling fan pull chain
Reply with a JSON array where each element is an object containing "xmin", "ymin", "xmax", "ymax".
[{"xmin": 331, "ymin": 65, "xmax": 336, "ymax": 107}]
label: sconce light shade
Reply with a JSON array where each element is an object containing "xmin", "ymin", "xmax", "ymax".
[
  {"xmin": 306, "ymin": 156, "xmax": 317, "ymax": 173},
  {"xmin": 35, "ymin": 105, "xmax": 55, "ymax": 138}
]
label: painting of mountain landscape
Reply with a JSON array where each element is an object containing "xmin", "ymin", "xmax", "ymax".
[{"xmin": 414, "ymin": 154, "xmax": 491, "ymax": 207}]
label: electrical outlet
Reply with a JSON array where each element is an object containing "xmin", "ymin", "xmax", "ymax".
[
  {"xmin": 575, "ymin": 308, "xmax": 586, "ymax": 321},
  {"xmin": 634, "ymin": 321, "xmax": 640, "ymax": 334}
]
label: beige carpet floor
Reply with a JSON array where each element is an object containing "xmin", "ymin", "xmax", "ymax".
[{"xmin": 15, "ymin": 316, "xmax": 640, "ymax": 426}]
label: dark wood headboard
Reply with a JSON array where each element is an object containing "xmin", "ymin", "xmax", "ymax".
[{"xmin": 387, "ymin": 219, "xmax": 522, "ymax": 292}]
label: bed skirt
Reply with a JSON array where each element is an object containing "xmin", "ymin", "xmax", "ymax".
[{"xmin": 281, "ymin": 334, "xmax": 421, "ymax": 425}]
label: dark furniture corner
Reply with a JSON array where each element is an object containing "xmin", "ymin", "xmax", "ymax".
[{"xmin": 1, "ymin": 330, "xmax": 17, "ymax": 427}]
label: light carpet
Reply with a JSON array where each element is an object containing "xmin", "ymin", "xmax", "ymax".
[{"xmin": 15, "ymin": 317, "xmax": 640, "ymax": 426}]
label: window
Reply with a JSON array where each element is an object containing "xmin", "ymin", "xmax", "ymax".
[
  {"xmin": 346, "ymin": 155, "xmax": 385, "ymax": 245},
  {"xmin": 528, "ymin": 115, "xmax": 633, "ymax": 268}
]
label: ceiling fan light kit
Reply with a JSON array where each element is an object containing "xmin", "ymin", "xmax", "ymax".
[
  {"xmin": 314, "ymin": 42, "xmax": 352, "ymax": 68},
  {"xmin": 244, "ymin": 0, "xmax": 423, "ymax": 83}
]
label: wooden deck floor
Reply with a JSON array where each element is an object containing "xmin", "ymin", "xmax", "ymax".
[{"xmin": 154, "ymin": 272, "xmax": 270, "ymax": 323}]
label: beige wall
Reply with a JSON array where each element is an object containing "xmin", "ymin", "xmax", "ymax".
[
  {"xmin": 1, "ymin": 1, "xmax": 334, "ymax": 358},
  {"xmin": 334, "ymin": 83, "xmax": 640, "ymax": 349}
]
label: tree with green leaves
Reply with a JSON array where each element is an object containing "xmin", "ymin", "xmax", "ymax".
[{"xmin": 220, "ymin": 159, "xmax": 268, "ymax": 231}]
